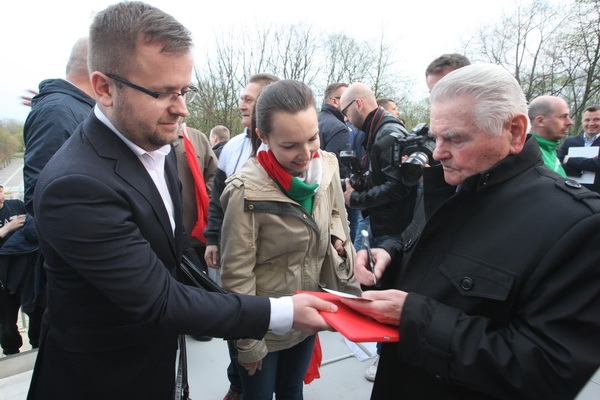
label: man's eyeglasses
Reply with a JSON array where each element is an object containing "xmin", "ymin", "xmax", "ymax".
[
  {"xmin": 341, "ymin": 99, "xmax": 356, "ymax": 117},
  {"xmin": 106, "ymin": 73, "xmax": 199, "ymax": 105}
]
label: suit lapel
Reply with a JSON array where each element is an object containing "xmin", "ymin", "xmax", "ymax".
[
  {"xmin": 84, "ymin": 115, "xmax": 179, "ymax": 256},
  {"xmin": 164, "ymin": 149, "xmax": 183, "ymax": 259}
]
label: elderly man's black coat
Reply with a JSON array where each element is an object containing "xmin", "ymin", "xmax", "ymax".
[{"xmin": 375, "ymin": 137, "xmax": 600, "ymax": 399}]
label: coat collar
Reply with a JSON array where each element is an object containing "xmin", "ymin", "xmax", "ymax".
[
  {"xmin": 459, "ymin": 135, "xmax": 542, "ymax": 193},
  {"xmin": 320, "ymin": 103, "xmax": 345, "ymax": 123},
  {"xmin": 422, "ymin": 135, "xmax": 543, "ymax": 220}
]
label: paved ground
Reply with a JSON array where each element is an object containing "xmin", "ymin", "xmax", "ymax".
[
  {"xmin": 2, "ymin": 328, "xmax": 600, "ymax": 400},
  {"xmin": 1, "ymin": 330, "xmax": 377, "ymax": 400}
]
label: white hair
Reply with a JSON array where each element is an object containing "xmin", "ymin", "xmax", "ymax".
[{"xmin": 430, "ymin": 63, "xmax": 528, "ymax": 136}]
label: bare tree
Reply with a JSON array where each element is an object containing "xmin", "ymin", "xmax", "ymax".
[
  {"xmin": 460, "ymin": 0, "xmax": 600, "ymax": 133},
  {"xmin": 268, "ymin": 24, "xmax": 321, "ymax": 84},
  {"xmin": 320, "ymin": 33, "xmax": 370, "ymax": 86},
  {"xmin": 187, "ymin": 23, "xmax": 411, "ymax": 131},
  {"xmin": 465, "ymin": 0, "xmax": 566, "ymax": 101},
  {"xmin": 556, "ymin": 0, "xmax": 600, "ymax": 131}
]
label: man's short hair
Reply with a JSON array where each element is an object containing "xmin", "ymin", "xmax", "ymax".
[
  {"xmin": 430, "ymin": 64, "xmax": 527, "ymax": 136},
  {"xmin": 377, "ymin": 98, "xmax": 395, "ymax": 108},
  {"xmin": 528, "ymin": 97, "xmax": 555, "ymax": 122},
  {"xmin": 248, "ymin": 73, "xmax": 280, "ymax": 90},
  {"xmin": 585, "ymin": 105, "xmax": 600, "ymax": 113},
  {"xmin": 210, "ymin": 125, "xmax": 230, "ymax": 141},
  {"xmin": 65, "ymin": 37, "xmax": 89, "ymax": 77},
  {"xmin": 425, "ymin": 53, "xmax": 471, "ymax": 77},
  {"xmin": 323, "ymin": 82, "xmax": 348, "ymax": 102},
  {"xmin": 89, "ymin": 2, "xmax": 192, "ymax": 76}
]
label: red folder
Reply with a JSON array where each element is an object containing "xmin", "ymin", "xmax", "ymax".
[{"xmin": 298, "ymin": 291, "xmax": 399, "ymax": 343}]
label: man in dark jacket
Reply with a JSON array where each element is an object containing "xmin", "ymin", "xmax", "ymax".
[
  {"xmin": 340, "ymin": 83, "xmax": 417, "ymax": 244},
  {"xmin": 209, "ymin": 124, "xmax": 230, "ymax": 159},
  {"xmin": 558, "ymin": 105, "xmax": 600, "ymax": 193},
  {"xmin": 345, "ymin": 63, "xmax": 600, "ymax": 399},
  {"xmin": 23, "ymin": 37, "xmax": 95, "ymax": 214},
  {"xmin": 318, "ymin": 82, "xmax": 350, "ymax": 167},
  {"xmin": 26, "ymin": 4, "xmax": 333, "ymax": 399},
  {"xmin": 0, "ymin": 185, "xmax": 42, "ymax": 356}
]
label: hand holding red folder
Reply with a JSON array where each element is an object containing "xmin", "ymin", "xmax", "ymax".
[
  {"xmin": 340, "ymin": 289, "xmax": 407, "ymax": 327},
  {"xmin": 297, "ymin": 290, "xmax": 400, "ymax": 343}
]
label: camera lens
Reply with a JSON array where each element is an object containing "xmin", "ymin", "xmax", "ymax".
[{"xmin": 401, "ymin": 151, "xmax": 429, "ymax": 186}]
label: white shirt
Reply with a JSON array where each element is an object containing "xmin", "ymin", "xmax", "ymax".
[
  {"xmin": 584, "ymin": 132, "xmax": 600, "ymax": 147},
  {"xmin": 218, "ymin": 129, "xmax": 253, "ymax": 177}
]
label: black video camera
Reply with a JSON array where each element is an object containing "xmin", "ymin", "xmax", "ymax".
[
  {"xmin": 339, "ymin": 150, "xmax": 370, "ymax": 191},
  {"xmin": 391, "ymin": 122, "xmax": 436, "ymax": 186}
]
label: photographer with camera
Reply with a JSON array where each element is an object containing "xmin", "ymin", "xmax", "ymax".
[
  {"xmin": 341, "ymin": 83, "xmax": 430, "ymax": 381},
  {"xmin": 340, "ymin": 83, "xmax": 418, "ymax": 265}
]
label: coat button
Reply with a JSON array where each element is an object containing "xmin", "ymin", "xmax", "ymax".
[
  {"xmin": 565, "ymin": 180, "xmax": 582, "ymax": 189},
  {"xmin": 460, "ymin": 277, "xmax": 473, "ymax": 291},
  {"xmin": 248, "ymin": 204, "xmax": 254, "ymax": 210},
  {"xmin": 303, "ymin": 214, "xmax": 307, "ymax": 219}
]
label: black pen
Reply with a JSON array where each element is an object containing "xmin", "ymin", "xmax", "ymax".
[{"xmin": 361, "ymin": 230, "xmax": 377, "ymax": 286}]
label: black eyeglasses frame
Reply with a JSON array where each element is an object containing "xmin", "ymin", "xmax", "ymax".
[
  {"xmin": 341, "ymin": 99, "xmax": 356, "ymax": 117},
  {"xmin": 106, "ymin": 73, "xmax": 199, "ymax": 104}
]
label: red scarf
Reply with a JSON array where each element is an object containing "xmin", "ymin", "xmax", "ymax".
[
  {"xmin": 256, "ymin": 143, "xmax": 321, "ymax": 213},
  {"xmin": 304, "ymin": 333, "xmax": 322, "ymax": 384},
  {"xmin": 181, "ymin": 124, "xmax": 210, "ymax": 242}
]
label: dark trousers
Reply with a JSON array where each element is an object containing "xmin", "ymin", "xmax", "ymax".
[
  {"xmin": 0, "ymin": 286, "xmax": 42, "ymax": 355},
  {"xmin": 193, "ymin": 246, "xmax": 209, "ymax": 273},
  {"xmin": 238, "ymin": 335, "xmax": 316, "ymax": 400},
  {"xmin": 227, "ymin": 339, "xmax": 243, "ymax": 393}
]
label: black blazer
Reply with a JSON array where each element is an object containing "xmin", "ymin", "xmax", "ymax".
[
  {"xmin": 28, "ymin": 112, "xmax": 270, "ymax": 400},
  {"xmin": 558, "ymin": 134, "xmax": 600, "ymax": 192}
]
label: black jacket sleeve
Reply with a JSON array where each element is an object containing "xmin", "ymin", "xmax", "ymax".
[
  {"xmin": 349, "ymin": 130, "xmax": 413, "ymax": 210},
  {"xmin": 204, "ymin": 168, "xmax": 227, "ymax": 246},
  {"xmin": 566, "ymin": 155, "xmax": 600, "ymax": 172}
]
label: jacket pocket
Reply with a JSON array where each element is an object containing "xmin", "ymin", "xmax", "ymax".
[{"xmin": 439, "ymin": 255, "xmax": 514, "ymax": 301}]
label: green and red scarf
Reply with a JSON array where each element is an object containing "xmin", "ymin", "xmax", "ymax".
[{"xmin": 256, "ymin": 143, "xmax": 321, "ymax": 214}]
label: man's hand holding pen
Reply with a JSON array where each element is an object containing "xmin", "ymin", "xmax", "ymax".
[
  {"xmin": 360, "ymin": 230, "xmax": 377, "ymax": 286},
  {"xmin": 346, "ymin": 247, "xmax": 407, "ymax": 326},
  {"xmin": 353, "ymin": 247, "xmax": 392, "ymax": 287}
]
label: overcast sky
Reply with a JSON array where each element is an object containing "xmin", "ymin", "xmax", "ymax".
[{"xmin": 1, "ymin": 0, "xmax": 516, "ymax": 123}]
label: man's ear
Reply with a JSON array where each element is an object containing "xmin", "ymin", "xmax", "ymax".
[
  {"xmin": 91, "ymin": 72, "xmax": 114, "ymax": 108},
  {"xmin": 509, "ymin": 113, "xmax": 528, "ymax": 154},
  {"xmin": 535, "ymin": 115, "xmax": 545, "ymax": 126}
]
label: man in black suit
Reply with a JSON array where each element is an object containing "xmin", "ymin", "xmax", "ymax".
[
  {"xmin": 558, "ymin": 104, "xmax": 600, "ymax": 193},
  {"xmin": 26, "ymin": 3, "xmax": 335, "ymax": 399}
]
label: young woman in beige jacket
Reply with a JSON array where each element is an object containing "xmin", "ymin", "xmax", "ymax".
[{"xmin": 220, "ymin": 79, "xmax": 351, "ymax": 400}]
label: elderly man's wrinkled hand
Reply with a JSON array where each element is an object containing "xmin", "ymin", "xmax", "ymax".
[
  {"xmin": 354, "ymin": 248, "xmax": 391, "ymax": 286},
  {"xmin": 340, "ymin": 289, "xmax": 407, "ymax": 326}
]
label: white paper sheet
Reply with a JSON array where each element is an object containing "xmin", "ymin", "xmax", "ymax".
[{"xmin": 567, "ymin": 146, "xmax": 599, "ymax": 184}]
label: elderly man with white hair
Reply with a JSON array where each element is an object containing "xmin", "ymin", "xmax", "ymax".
[{"xmin": 344, "ymin": 63, "xmax": 600, "ymax": 399}]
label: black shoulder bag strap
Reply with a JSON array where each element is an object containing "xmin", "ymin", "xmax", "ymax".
[
  {"xmin": 174, "ymin": 256, "xmax": 228, "ymax": 399},
  {"xmin": 174, "ymin": 335, "xmax": 190, "ymax": 400}
]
